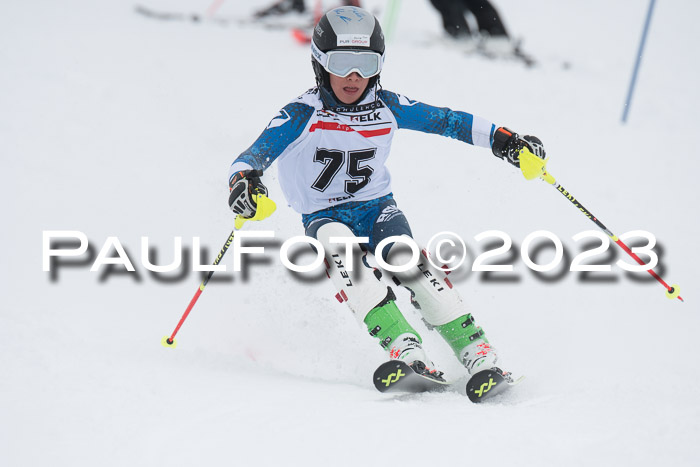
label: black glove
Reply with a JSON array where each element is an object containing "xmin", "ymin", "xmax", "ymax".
[
  {"xmin": 228, "ymin": 169, "xmax": 268, "ymax": 218},
  {"xmin": 491, "ymin": 127, "xmax": 546, "ymax": 168}
]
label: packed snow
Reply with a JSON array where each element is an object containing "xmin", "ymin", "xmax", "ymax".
[{"xmin": 2, "ymin": 0, "xmax": 699, "ymax": 466}]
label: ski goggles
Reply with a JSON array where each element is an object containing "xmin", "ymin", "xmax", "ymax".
[{"xmin": 311, "ymin": 41, "xmax": 384, "ymax": 78}]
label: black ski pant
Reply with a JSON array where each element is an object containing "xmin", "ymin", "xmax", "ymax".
[{"xmin": 429, "ymin": 0, "xmax": 508, "ymax": 38}]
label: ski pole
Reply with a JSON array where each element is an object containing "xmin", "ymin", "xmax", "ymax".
[
  {"xmin": 161, "ymin": 193, "xmax": 277, "ymax": 348},
  {"xmin": 160, "ymin": 229, "xmax": 237, "ymax": 348},
  {"xmin": 518, "ymin": 150, "xmax": 683, "ymax": 302}
]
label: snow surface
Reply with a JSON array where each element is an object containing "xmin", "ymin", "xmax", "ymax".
[{"xmin": 2, "ymin": 0, "xmax": 699, "ymax": 465}]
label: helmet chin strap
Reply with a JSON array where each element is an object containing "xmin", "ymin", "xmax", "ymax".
[
  {"xmin": 318, "ymin": 85, "xmax": 340, "ymax": 108},
  {"xmin": 318, "ymin": 80, "xmax": 380, "ymax": 110},
  {"xmin": 314, "ymin": 69, "xmax": 381, "ymax": 110}
]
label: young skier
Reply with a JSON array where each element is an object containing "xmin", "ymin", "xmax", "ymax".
[{"xmin": 228, "ymin": 6, "xmax": 545, "ymax": 382}]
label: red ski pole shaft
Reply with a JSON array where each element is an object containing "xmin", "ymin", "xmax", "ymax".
[
  {"xmin": 162, "ymin": 229, "xmax": 237, "ymax": 347},
  {"xmin": 540, "ymin": 170, "xmax": 683, "ymax": 302}
]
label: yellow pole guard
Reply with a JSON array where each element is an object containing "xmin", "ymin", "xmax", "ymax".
[
  {"xmin": 234, "ymin": 193, "xmax": 277, "ymax": 229},
  {"xmin": 518, "ymin": 147, "xmax": 557, "ymax": 185},
  {"xmin": 518, "ymin": 147, "xmax": 549, "ymax": 180}
]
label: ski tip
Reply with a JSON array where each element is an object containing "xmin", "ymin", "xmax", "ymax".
[
  {"xmin": 373, "ymin": 360, "xmax": 451, "ymax": 394},
  {"xmin": 466, "ymin": 368, "xmax": 518, "ymax": 403},
  {"xmin": 373, "ymin": 361, "xmax": 409, "ymax": 392},
  {"xmin": 161, "ymin": 336, "xmax": 177, "ymax": 348}
]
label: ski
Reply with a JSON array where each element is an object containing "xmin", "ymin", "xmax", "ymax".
[
  {"xmin": 373, "ymin": 360, "xmax": 451, "ymax": 394},
  {"xmin": 374, "ymin": 360, "xmax": 524, "ymax": 402},
  {"xmin": 491, "ymin": 39, "xmax": 538, "ymax": 67},
  {"xmin": 412, "ymin": 34, "xmax": 575, "ymax": 70},
  {"xmin": 238, "ymin": 15, "xmax": 314, "ymax": 31},
  {"xmin": 134, "ymin": 4, "xmax": 230, "ymax": 25},
  {"xmin": 479, "ymin": 43, "xmax": 536, "ymax": 68},
  {"xmin": 133, "ymin": 4, "xmax": 312, "ymax": 30},
  {"xmin": 465, "ymin": 367, "xmax": 525, "ymax": 403}
]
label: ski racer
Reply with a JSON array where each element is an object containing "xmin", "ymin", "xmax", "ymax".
[{"xmin": 228, "ymin": 6, "xmax": 546, "ymax": 381}]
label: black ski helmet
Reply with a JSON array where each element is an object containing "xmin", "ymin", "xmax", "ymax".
[{"xmin": 311, "ymin": 7, "xmax": 385, "ymax": 93}]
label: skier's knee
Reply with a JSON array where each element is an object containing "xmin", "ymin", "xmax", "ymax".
[
  {"xmin": 317, "ymin": 222, "xmax": 390, "ymax": 322},
  {"xmin": 391, "ymin": 248, "xmax": 467, "ymax": 326}
]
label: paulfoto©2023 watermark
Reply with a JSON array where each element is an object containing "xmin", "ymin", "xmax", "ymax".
[{"xmin": 42, "ymin": 229, "xmax": 664, "ymax": 280}]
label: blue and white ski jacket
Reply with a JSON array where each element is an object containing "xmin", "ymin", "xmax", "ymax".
[{"xmin": 229, "ymin": 86, "xmax": 497, "ymax": 214}]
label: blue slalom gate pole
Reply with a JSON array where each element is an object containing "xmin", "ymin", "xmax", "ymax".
[{"xmin": 621, "ymin": 0, "xmax": 656, "ymax": 123}]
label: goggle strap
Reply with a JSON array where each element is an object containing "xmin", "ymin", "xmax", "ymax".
[
  {"xmin": 311, "ymin": 40, "xmax": 329, "ymax": 68},
  {"xmin": 311, "ymin": 41, "xmax": 384, "ymax": 78}
]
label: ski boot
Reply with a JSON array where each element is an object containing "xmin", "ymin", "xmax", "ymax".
[
  {"xmin": 388, "ymin": 333, "xmax": 446, "ymax": 383},
  {"xmin": 408, "ymin": 360, "xmax": 446, "ymax": 383},
  {"xmin": 365, "ymin": 297, "xmax": 445, "ymax": 382},
  {"xmin": 459, "ymin": 340, "xmax": 499, "ymax": 375}
]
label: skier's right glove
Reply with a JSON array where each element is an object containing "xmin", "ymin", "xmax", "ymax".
[
  {"xmin": 228, "ymin": 169, "xmax": 268, "ymax": 219},
  {"xmin": 491, "ymin": 127, "xmax": 546, "ymax": 168}
]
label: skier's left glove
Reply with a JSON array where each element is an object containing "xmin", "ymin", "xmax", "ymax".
[
  {"xmin": 228, "ymin": 169, "xmax": 268, "ymax": 219},
  {"xmin": 492, "ymin": 127, "xmax": 546, "ymax": 168}
]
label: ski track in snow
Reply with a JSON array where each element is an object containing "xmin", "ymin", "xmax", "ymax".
[{"xmin": 2, "ymin": 0, "xmax": 699, "ymax": 466}]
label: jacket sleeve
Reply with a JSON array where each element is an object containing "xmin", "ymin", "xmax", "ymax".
[
  {"xmin": 378, "ymin": 89, "xmax": 496, "ymax": 149},
  {"xmin": 229, "ymin": 102, "xmax": 315, "ymax": 184}
]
